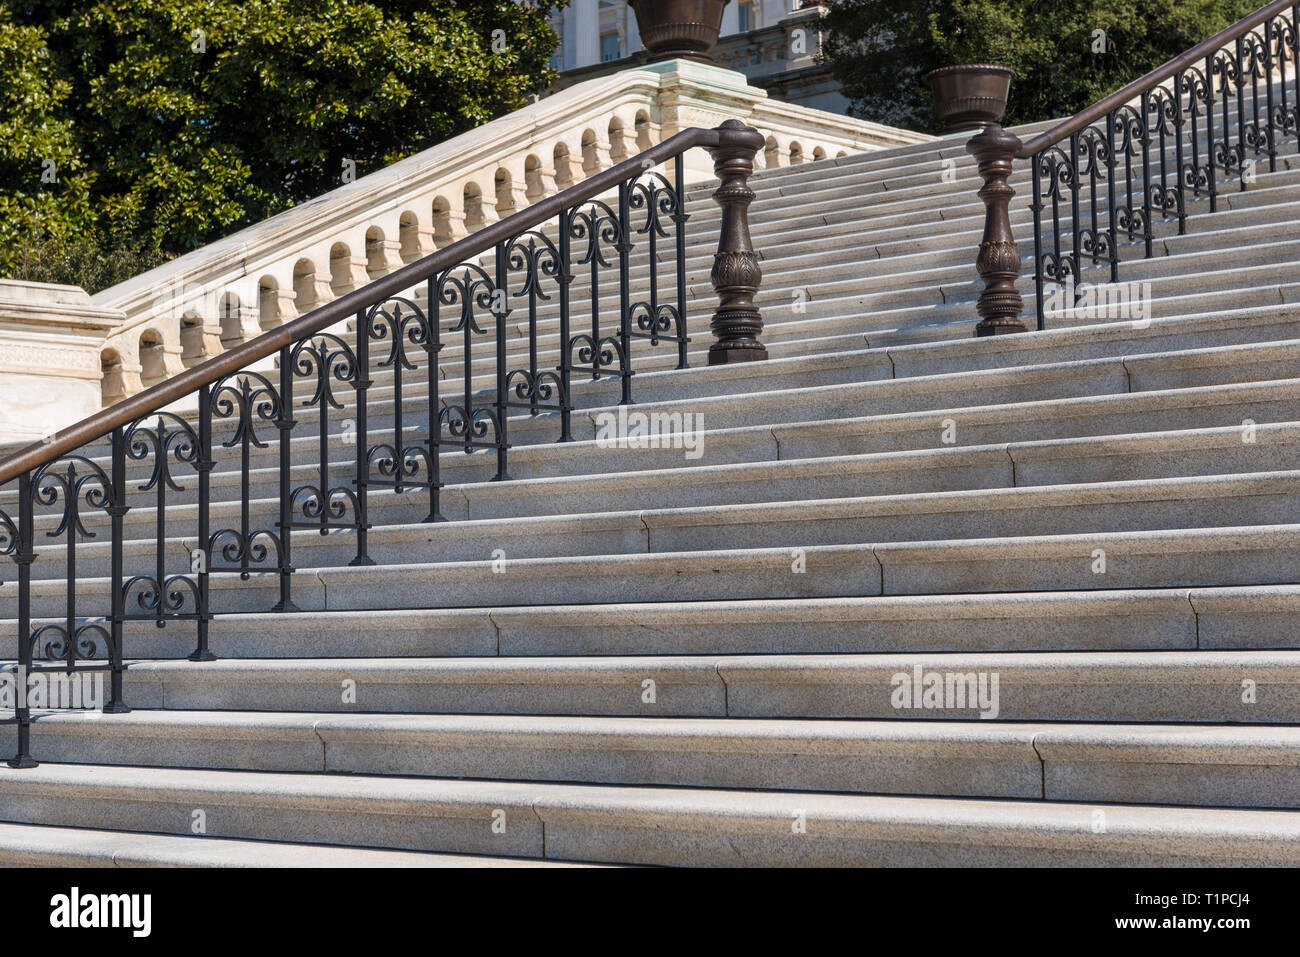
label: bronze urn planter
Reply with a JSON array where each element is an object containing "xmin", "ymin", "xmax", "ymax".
[
  {"xmin": 926, "ymin": 64, "xmax": 1014, "ymax": 133},
  {"xmin": 628, "ymin": 0, "xmax": 731, "ymax": 64}
]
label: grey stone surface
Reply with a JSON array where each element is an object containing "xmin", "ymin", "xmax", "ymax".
[
  {"xmin": 1038, "ymin": 725, "xmax": 1300, "ymax": 808},
  {"xmin": 0, "ymin": 822, "xmax": 594, "ymax": 867},
  {"xmin": 717, "ymin": 650, "xmax": 1300, "ymax": 722},
  {"xmin": 530, "ymin": 786, "xmax": 1300, "ymax": 867},
  {"xmin": 3, "ymin": 763, "xmax": 1300, "ymax": 866},
  {"xmin": 1190, "ymin": 584, "xmax": 1300, "ymax": 650},
  {"xmin": 0, "ymin": 763, "xmax": 546, "ymax": 857},
  {"xmin": 123, "ymin": 655, "xmax": 730, "ymax": 716}
]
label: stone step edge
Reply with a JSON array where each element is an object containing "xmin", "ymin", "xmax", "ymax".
[
  {"xmin": 2, "ymin": 582, "xmax": 1295, "ymax": 636},
  {"xmin": 19, "ymin": 418, "xmax": 1300, "ymax": 543},
  {"xmin": 23, "ymin": 711, "xmax": 1300, "ymax": 771},
  {"xmin": 1, "ymin": 762, "xmax": 1298, "ymax": 865},
  {"xmin": 45, "ymin": 359, "xmax": 1300, "ymax": 480},
  {"xmin": 0, "ymin": 820, "xmax": 595, "ymax": 868},
  {"xmin": 20, "ymin": 466, "xmax": 1300, "ymax": 565},
  {"xmin": 12, "ymin": 523, "xmax": 1300, "ymax": 602}
]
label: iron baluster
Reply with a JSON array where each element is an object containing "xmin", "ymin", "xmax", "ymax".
[
  {"xmin": 1176, "ymin": 75, "xmax": 1191, "ymax": 231},
  {"xmin": 617, "ymin": 180, "xmax": 634, "ymax": 405},
  {"xmin": 558, "ymin": 208, "xmax": 574, "ymax": 442},
  {"xmin": 1121, "ymin": 107, "xmax": 1135, "ymax": 242},
  {"xmin": 274, "ymin": 350, "xmax": 297, "ymax": 611},
  {"xmin": 426, "ymin": 276, "xmax": 445, "ymax": 521},
  {"xmin": 1275, "ymin": 13, "xmax": 1298, "ymax": 153},
  {"xmin": 9, "ymin": 473, "xmax": 36, "ymax": 767},
  {"xmin": 194, "ymin": 387, "xmax": 214, "ymax": 658},
  {"xmin": 107, "ymin": 429, "xmax": 128, "ymax": 712},
  {"xmin": 1070, "ymin": 131, "xmax": 1082, "ymax": 306},
  {"xmin": 461, "ymin": 268, "xmax": 474, "ymax": 455},
  {"xmin": 1206, "ymin": 54, "xmax": 1220, "ymax": 212},
  {"xmin": 353, "ymin": 311, "xmax": 374, "ymax": 566},
  {"xmin": 1105, "ymin": 111, "xmax": 1119, "ymax": 283},
  {"xmin": 674, "ymin": 154, "xmax": 690, "ymax": 370},
  {"xmin": 588, "ymin": 209, "xmax": 602, "ymax": 381},
  {"xmin": 1030, "ymin": 154, "xmax": 1045, "ymax": 330},
  {"xmin": 1049, "ymin": 150, "xmax": 1065, "ymax": 314},
  {"xmin": 527, "ymin": 239, "xmax": 540, "ymax": 417},
  {"xmin": 493, "ymin": 244, "xmax": 511, "ymax": 481},
  {"xmin": 1140, "ymin": 93, "xmax": 1154, "ymax": 258},
  {"xmin": 315, "ymin": 343, "xmax": 330, "ymax": 534},
  {"xmin": 388, "ymin": 305, "xmax": 405, "ymax": 493},
  {"xmin": 1238, "ymin": 36, "xmax": 1249, "ymax": 189},
  {"xmin": 1266, "ymin": 21, "xmax": 1278, "ymax": 172},
  {"xmin": 1294, "ymin": 3, "xmax": 1300, "ymax": 152},
  {"xmin": 1280, "ymin": 16, "xmax": 1294, "ymax": 148},
  {"xmin": 644, "ymin": 175, "xmax": 661, "ymax": 354}
]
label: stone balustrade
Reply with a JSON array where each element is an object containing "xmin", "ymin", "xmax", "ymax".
[{"xmin": 86, "ymin": 58, "xmax": 931, "ymax": 408}]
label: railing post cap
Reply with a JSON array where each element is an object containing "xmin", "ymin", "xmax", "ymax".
[
  {"xmin": 712, "ymin": 119, "xmax": 764, "ymax": 151},
  {"xmin": 966, "ymin": 123, "xmax": 1022, "ymax": 158}
]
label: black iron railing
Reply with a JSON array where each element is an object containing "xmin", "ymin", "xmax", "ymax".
[
  {"xmin": 955, "ymin": 0, "xmax": 1300, "ymax": 335},
  {"xmin": 0, "ymin": 120, "xmax": 768, "ymax": 767},
  {"xmin": 1026, "ymin": 1, "xmax": 1300, "ymax": 329}
]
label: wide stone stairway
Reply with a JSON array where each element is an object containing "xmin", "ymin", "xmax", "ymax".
[{"xmin": 4, "ymin": 106, "xmax": 1300, "ymax": 866}]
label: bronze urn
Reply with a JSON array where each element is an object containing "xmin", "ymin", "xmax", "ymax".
[
  {"xmin": 926, "ymin": 64, "xmax": 1015, "ymax": 132},
  {"xmin": 628, "ymin": 0, "xmax": 731, "ymax": 64}
]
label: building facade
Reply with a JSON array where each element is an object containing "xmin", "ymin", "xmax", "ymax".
[{"xmin": 549, "ymin": 1, "xmax": 847, "ymax": 114}]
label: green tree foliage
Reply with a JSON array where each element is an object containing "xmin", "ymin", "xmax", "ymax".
[
  {"xmin": 1, "ymin": 0, "xmax": 564, "ymax": 289},
  {"xmin": 0, "ymin": 7, "xmax": 89, "ymax": 267},
  {"xmin": 822, "ymin": 0, "xmax": 1262, "ymax": 134}
]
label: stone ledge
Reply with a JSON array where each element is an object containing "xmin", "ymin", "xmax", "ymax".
[{"xmin": 0, "ymin": 280, "xmax": 127, "ymax": 442}]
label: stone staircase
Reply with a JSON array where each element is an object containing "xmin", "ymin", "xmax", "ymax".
[{"xmin": 4, "ymin": 106, "xmax": 1300, "ymax": 866}]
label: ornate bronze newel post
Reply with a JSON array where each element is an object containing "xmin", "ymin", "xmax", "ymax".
[
  {"xmin": 927, "ymin": 64, "xmax": 1028, "ymax": 336},
  {"xmin": 967, "ymin": 123, "xmax": 1028, "ymax": 336},
  {"xmin": 706, "ymin": 119, "xmax": 768, "ymax": 365}
]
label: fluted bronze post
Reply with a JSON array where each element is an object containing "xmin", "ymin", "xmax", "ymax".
[
  {"xmin": 967, "ymin": 123, "xmax": 1028, "ymax": 336},
  {"xmin": 706, "ymin": 119, "xmax": 768, "ymax": 365}
]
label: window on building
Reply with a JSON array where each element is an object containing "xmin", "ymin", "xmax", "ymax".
[
  {"xmin": 738, "ymin": 0, "xmax": 757, "ymax": 31},
  {"xmin": 600, "ymin": 32, "xmax": 621, "ymax": 62}
]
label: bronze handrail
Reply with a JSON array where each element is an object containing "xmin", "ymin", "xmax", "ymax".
[
  {"xmin": 0, "ymin": 123, "xmax": 758, "ymax": 487},
  {"xmin": 1016, "ymin": 0, "xmax": 1295, "ymax": 157}
]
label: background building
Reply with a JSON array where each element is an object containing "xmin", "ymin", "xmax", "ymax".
[{"xmin": 549, "ymin": 1, "xmax": 846, "ymax": 114}]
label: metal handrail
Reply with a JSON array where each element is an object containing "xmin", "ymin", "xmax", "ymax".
[
  {"xmin": 1016, "ymin": 0, "xmax": 1295, "ymax": 157},
  {"xmin": 0, "ymin": 117, "xmax": 769, "ymax": 766},
  {"xmin": 0, "ymin": 123, "xmax": 758, "ymax": 487}
]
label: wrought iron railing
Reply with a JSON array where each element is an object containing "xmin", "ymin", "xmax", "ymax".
[
  {"xmin": 962, "ymin": 0, "xmax": 1300, "ymax": 335},
  {"xmin": 0, "ymin": 120, "xmax": 768, "ymax": 767},
  {"xmin": 1027, "ymin": 0, "xmax": 1300, "ymax": 328}
]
